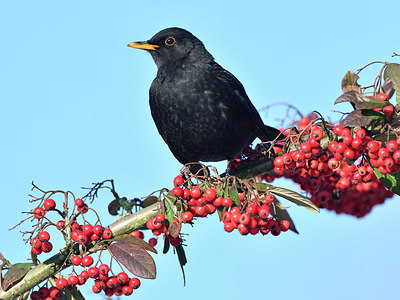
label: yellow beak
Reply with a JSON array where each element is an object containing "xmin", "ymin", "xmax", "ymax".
[{"xmin": 127, "ymin": 42, "xmax": 159, "ymax": 51}]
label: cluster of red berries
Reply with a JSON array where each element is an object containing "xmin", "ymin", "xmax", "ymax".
[
  {"xmin": 54, "ymin": 268, "xmax": 140, "ymax": 297},
  {"xmin": 267, "ymin": 112, "xmax": 395, "ymax": 217},
  {"xmin": 169, "ymin": 176, "xmax": 291, "ymax": 236},
  {"xmin": 33, "ymin": 198, "xmax": 56, "ymax": 219},
  {"xmin": 29, "ymin": 286, "xmax": 61, "ymax": 300},
  {"xmin": 30, "ymin": 231, "xmax": 53, "ymax": 255},
  {"xmin": 30, "ymin": 198, "xmax": 113, "ymax": 256},
  {"xmin": 146, "ymin": 213, "xmax": 183, "ymax": 247},
  {"xmin": 222, "ymin": 194, "xmax": 290, "ymax": 236},
  {"xmin": 29, "ymin": 196, "xmax": 141, "ymax": 299}
]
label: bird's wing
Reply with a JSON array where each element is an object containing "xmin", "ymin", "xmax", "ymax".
[{"xmin": 211, "ymin": 63, "xmax": 280, "ymax": 142}]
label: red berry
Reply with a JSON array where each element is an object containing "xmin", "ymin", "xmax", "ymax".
[
  {"xmin": 376, "ymin": 93, "xmax": 388, "ymax": 101},
  {"xmin": 98, "ymin": 264, "xmax": 110, "ymax": 275},
  {"xmin": 38, "ymin": 287, "xmax": 49, "ymax": 297},
  {"xmin": 56, "ymin": 277, "xmax": 68, "ymax": 289},
  {"xmin": 383, "ymin": 105, "xmax": 394, "ymax": 118},
  {"xmin": 169, "ymin": 237, "xmax": 182, "ymax": 247},
  {"xmin": 68, "ymin": 275, "xmax": 79, "ymax": 286},
  {"xmin": 106, "ymin": 277, "xmax": 119, "ymax": 289},
  {"xmin": 333, "ymin": 125, "xmax": 344, "ymax": 135},
  {"xmin": 386, "ymin": 140, "xmax": 399, "ymax": 152},
  {"xmin": 43, "ymin": 199, "xmax": 56, "ymax": 211},
  {"xmin": 300, "ymin": 142, "xmax": 311, "ymax": 153},
  {"xmin": 117, "ymin": 272, "xmax": 129, "ymax": 284},
  {"xmin": 367, "ymin": 141, "xmax": 379, "ymax": 153},
  {"xmin": 265, "ymin": 194, "xmax": 275, "ymax": 204},
  {"xmin": 173, "ymin": 175, "xmax": 184, "ymax": 186},
  {"xmin": 75, "ymin": 198, "xmax": 84, "ymax": 207},
  {"xmin": 155, "ymin": 213, "xmax": 165, "ymax": 223},
  {"xmin": 343, "ymin": 148, "xmax": 355, "ymax": 159},
  {"xmin": 102, "ymin": 228, "xmax": 113, "ymax": 239},
  {"xmin": 88, "ymin": 267, "xmax": 99, "ymax": 279},
  {"xmin": 92, "ymin": 284, "xmax": 102, "ymax": 294},
  {"xmin": 195, "ymin": 205, "xmax": 206, "ymax": 217},
  {"xmin": 190, "ymin": 186, "xmax": 202, "ymax": 199},
  {"xmin": 238, "ymin": 223, "xmax": 249, "ymax": 235},
  {"xmin": 71, "ymin": 255, "xmax": 81, "ymax": 266},
  {"xmin": 81, "ymin": 256, "xmax": 94, "ymax": 267},
  {"xmin": 280, "ymin": 220, "xmax": 290, "ymax": 232},
  {"xmin": 38, "ymin": 231, "xmax": 50, "ymax": 242},
  {"xmin": 273, "ymin": 156, "xmax": 285, "ymax": 168},
  {"xmin": 56, "ymin": 220, "xmax": 65, "ymax": 230},
  {"xmin": 30, "ymin": 237, "xmax": 42, "ymax": 249},
  {"xmin": 224, "ymin": 222, "xmax": 235, "ymax": 232},
  {"xmin": 92, "ymin": 224, "xmax": 104, "ymax": 235},
  {"xmin": 41, "ymin": 241, "xmax": 53, "ymax": 253},
  {"xmin": 221, "ymin": 197, "xmax": 233, "ymax": 207},
  {"xmin": 205, "ymin": 188, "xmax": 217, "ymax": 201},
  {"xmin": 171, "ymin": 186, "xmax": 184, "ymax": 198},
  {"xmin": 258, "ymin": 204, "xmax": 271, "ymax": 219},
  {"xmin": 130, "ymin": 230, "xmax": 144, "ymax": 239},
  {"xmin": 129, "ymin": 277, "xmax": 141, "ymax": 289},
  {"xmin": 81, "ymin": 224, "xmax": 93, "ymax": 236},
  {"xmin": 355, "ymin": 128, "xmax": 366, "ymax": 139},
  {"xmin": 33, "ymin": 207, "xmax": 46, "ymax": 219},
  {"xmin": 122, "ymin": 285, "xmax": 133, "ymax": 296},
  {"xmin": 311, "ymin": 128, "xmax": 324, "ymax": 141},
  {"xmin": 77, "ymin": 204, "xmax": 88, "ymax": 213},
  {"xmin": 182, "ymin": 211, "xmax": 194, "ymax": 222},
  {"xmin": 239, "ymin": 213, "xmax": 251, "ymax": 225},
  {"xmin": 378, "ymin": 148, "xmax": 390, "ymax": 159},
  {"xmin": 148, "ymin": 238, "xmax": 157, "ymax": 247},
  {"xmin": 48, "ymin": 287, "xmax": 61, "ymax": 298},
  {"xmin": 76, "ymin": 233, "xmax": 88, "ymax": 245}
]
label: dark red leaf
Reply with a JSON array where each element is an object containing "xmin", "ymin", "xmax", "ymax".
[
  {"xmin": 112, "ymin": 234, "xmax": 157, "ymax": 254},
  {"xmin": 271, "ymin": 199, "xmax": 299, "ymax": 234},
  {"xmin": 109, "ymin": 242, "xmax": 156, "ymax": 279},
  {"xmin": 335, "ymin": 91, "xmax": 388, "ymax": 109},
  {"xmin": 1, "ymin": 263, "xmax": 34, "ymax": 291},
  {"xmin": 341, "ymin": 71, "xmax": 361, "ymax": 93}
]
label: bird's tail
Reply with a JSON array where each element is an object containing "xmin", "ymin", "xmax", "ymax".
[{"xmin": 263, "ymin": 125, "xmax": 283, "ymax": 142}]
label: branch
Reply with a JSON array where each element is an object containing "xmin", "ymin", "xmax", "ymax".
[{"xmin": 0, "ymin": 203, "xmax": 160, "ymax": 300}]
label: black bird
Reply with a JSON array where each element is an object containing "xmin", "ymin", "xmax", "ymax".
[{"xmin": 128, "ymin": 27, "xmax": 280, "ymax": 169}]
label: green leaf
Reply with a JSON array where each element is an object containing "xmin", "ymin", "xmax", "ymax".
[
  {"xmin": 270, "ymin": 199, "xmax": 299, "ymax": 234},
  {"xmin": 341, "ymin": 71, "xmax": 361, "ymax": 93},
  {"xmin": 1, "ymin": 263, "xmax": 34, "ymax": 291},
  {"xmin": 335, "ymin": 91, "xmax": 389, "ymax": 109},
  {"xmin": 384, "ymin": 63, "xmax": 400, "ymax": 104},
  {"xmin": 341, "ymin": 109, "xmax": 385, "ymax": 127},
  {"xmin": 371, "ymin": 165, "xmax": 400, "ymax": 195},
  {"xmin": 270, "ymin": 187, "xmax": 319, "ymax": 213},
  {"xmin": 175, "ymin": 244, "xmax": 187, "ymax": 286},
  {"xmin": 229, "ymin": 189, "xmax": 240, "ymax": 206},
  {"xmin": 163, "ymin": 195, "xmax": 176, "ymax": 225},
  {"xmin": 109, "ymin": 242, "xmax": 156, "ymax": 279},
  {"xmin": 112, "ymin": 234, "xmax": 157, "ymax": 254},
  {"xmin": 141, "ymin": 196, "xmax": 158, "ymax": 208},
  {"xmin": 108, "ymin": 199, "xmax": 120, "ymax": 216},
  {"xmin": 253, "ymin": 182, "xmax": 273, "ymax": 190}
]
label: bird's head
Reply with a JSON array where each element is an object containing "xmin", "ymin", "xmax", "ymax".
[{"xmin": 128, "ymin": 27, "xmax": 213, "ymax": 68}]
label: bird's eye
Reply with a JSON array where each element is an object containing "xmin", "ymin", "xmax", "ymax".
[{"xmin": 165, "ymin": 37, "xmax": 176, "ymax": 46}]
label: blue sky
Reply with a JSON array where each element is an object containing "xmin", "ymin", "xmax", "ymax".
[{"xmin": 1, "ymin": 1, "xmax": 400, "ymax": 299}]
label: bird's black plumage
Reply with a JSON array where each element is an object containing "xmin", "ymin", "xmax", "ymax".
[{"xmin": 128, "ymin": 27, "xmax": 280, "ymax": 166}]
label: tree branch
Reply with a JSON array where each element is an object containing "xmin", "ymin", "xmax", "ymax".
[{"xmin": 0, "ymin": 203, "xmax": 160, "ymax": 300}]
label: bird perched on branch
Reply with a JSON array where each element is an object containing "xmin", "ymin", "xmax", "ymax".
[{"xmin": 128, "ymin": 27, "xmax": 280, "ymax": 171}]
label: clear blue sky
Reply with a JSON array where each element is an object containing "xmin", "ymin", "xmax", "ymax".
[{"xmin": 1, "ymin": 1, "xmax": 400, "ymax": 299}]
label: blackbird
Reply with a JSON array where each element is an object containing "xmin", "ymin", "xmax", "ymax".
[{"xmin": 128, "ymin": 27, "xmax": 280, "ymax": 168}]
